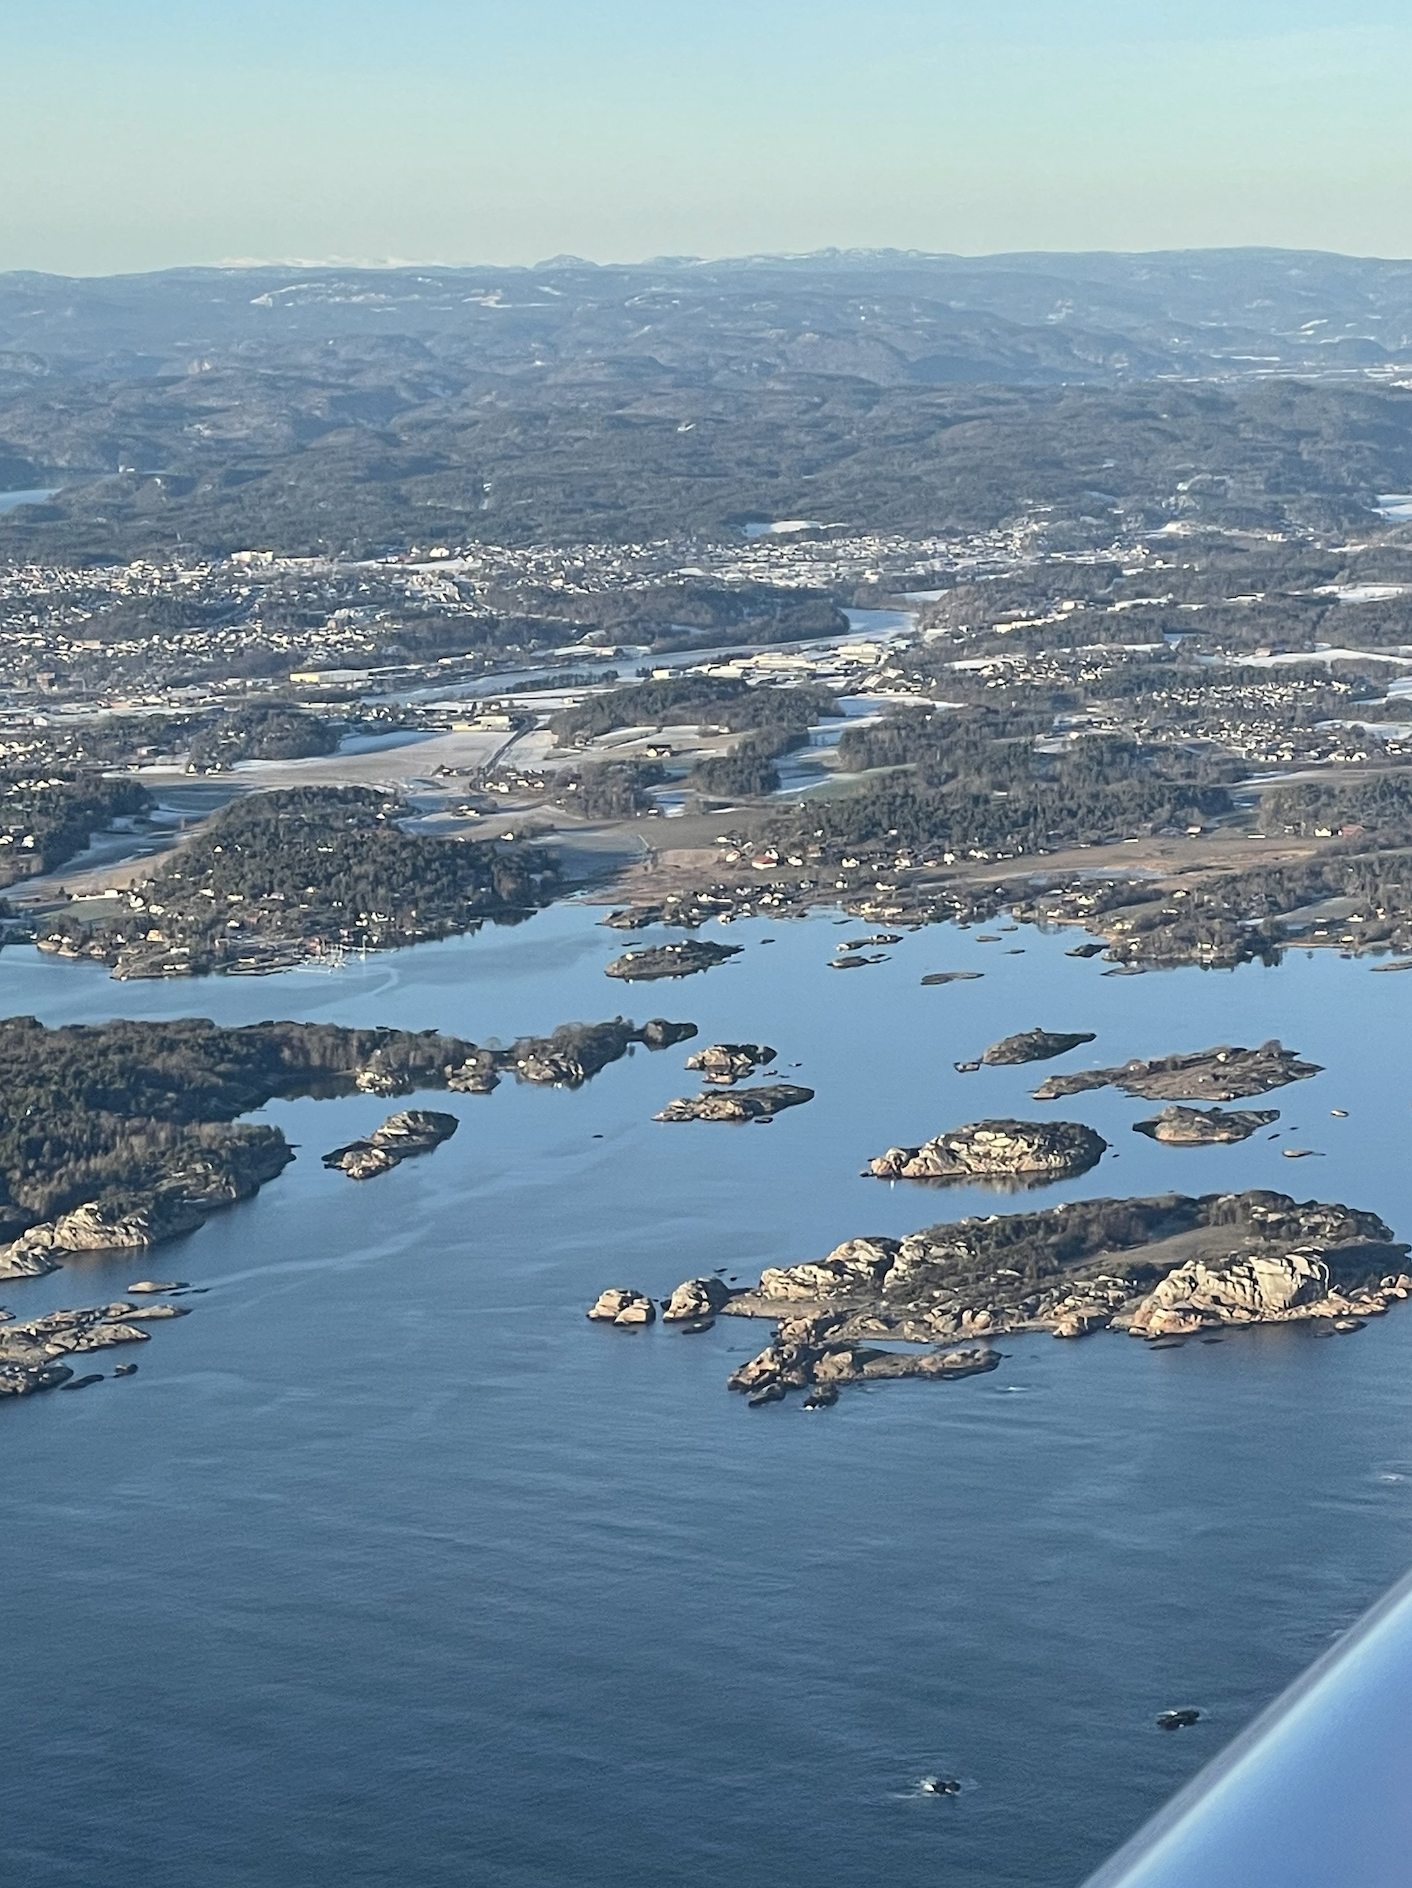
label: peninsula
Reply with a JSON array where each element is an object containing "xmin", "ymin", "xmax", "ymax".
[
  {"xmin": 35, "ymin": 786, "xmax": 557, "ymax": 979},
  {"xmin": 0, "ymin": 1013, "xmax": 695, "ymax": 1281}
]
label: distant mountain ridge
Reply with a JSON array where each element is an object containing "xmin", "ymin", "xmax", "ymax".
[
  {"xmin": 4, "ymin": 249, "xmax": 1412, "ymax": 558},
  {"xmin": 4, "ymin": 247, "xmax": 1412, "ymax": 389}
]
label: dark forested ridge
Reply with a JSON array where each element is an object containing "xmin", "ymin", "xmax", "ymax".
[{"xmin": 768, "ymin": 706, "xmax": 1237, "ymax": 857}]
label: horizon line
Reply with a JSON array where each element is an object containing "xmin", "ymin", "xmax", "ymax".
[{"xmin": 5, "ymin": 242, "xmax": 1412, "ymax": 284}]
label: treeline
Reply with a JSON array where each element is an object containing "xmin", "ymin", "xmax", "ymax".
[
  {"xmin": 689, "ymin": 723, "xmax": 812, "ymax": 798},
  {"xmin": 486, "ymin": 578, "xmax": 847, "ymax": 646},
  {"xmin": 794, "ymin": 708, "xmax": 1235, "ymax": 857},
  {"xmin": 1263, "ymin": 771, "xmax": 1412, "ymax": 843},
  {"xmin": 0, "ymin": 773, "xmax": 151, "ymax": 886},
  {"xmin": 0, "ymin": 1013, "xmax": 688, "ymax": 1237},
  {"xmin": 770, "ymin": 768, "xmax": 1230, "ymax": 859},
  {"xmin": 553, "ymin": 760, "xmax": 666, "ymax": 819},
  {"xmin": 187, "ymin": 704, "xmax": 341, "ymax": 771},
  {"xmin": 552, "ymin": 677, "xmax": 837, "ymax": 745}
]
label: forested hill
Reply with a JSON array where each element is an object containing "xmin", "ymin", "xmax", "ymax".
[
  {"xmin": 3, "ymin": 251, "xmax": 1412, "ymax": 557},
  {"xmin": 41, "ymin": 787, "xmax": 557, "ymax": 978}
]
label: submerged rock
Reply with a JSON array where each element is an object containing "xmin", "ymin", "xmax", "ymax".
[
  {"xmin": 684, "ymin": 1043, "xmax": 777, "ymax": 1086},
  {"xmin": 867, "ymin": 1119, "xmax": 1106, "ymax": 1184},
  {"xmin": 1033, "ymin": 1040, "xmax": 1320, "ymax": 1103},
  {"xmin": 981, "ymin": 1029, "xmax": 1097, "ymax": 1066},
  {"xmin": 654, "ymin": 1084, "xmax": 814, "ymax": 1123},
  {"xmin": 323, "ymin": 1110, "xmax": 460, "ymax": 1180},
  {"xmin": 605, "ymin": 941, "xmax": 742, "ymax": 981},
  {"xmin": 1133, "ymin": 1106, "xmax": 1280, "ymax": 1145}
]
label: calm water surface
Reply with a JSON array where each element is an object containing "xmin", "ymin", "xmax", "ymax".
[{"xmin": 3, "ymin": 907, "xmax": 1412, "ymax": 1887}]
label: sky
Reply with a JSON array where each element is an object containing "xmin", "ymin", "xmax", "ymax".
[{"xmin": 4, "ymin": 0, "xmax": 1412, "ymax": 275}]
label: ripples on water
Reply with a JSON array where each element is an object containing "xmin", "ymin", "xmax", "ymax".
[{"xmin": 3, "ymin": 907, "xmax": 1412, "ymax": 1887}]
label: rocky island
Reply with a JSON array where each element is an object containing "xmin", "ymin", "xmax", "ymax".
[
  {"xmin": 587, "ymin": 1287, "xmax": 657, "ymax": 1326},
  {"xmin": 867, "ymin": 1119, "xmax": 1107, "ymax": 1185},
  {"xmin": 1134, "ymin": 1106, "xmax": 1280, "ymax": 1145},
  {"xmin": 1032, "ymin": 1041, "xmax": 1320, "ymax": 1102},
  {"xmin": 0, "ymin": 1013, "xmax": 695, "ymax": 1282},
  {"xmin": 654, "ymin": 1083, "xmax": 814, "ymax": 1122},
  {"xmin": 614, "ymin": 1189, "xmax": 1408, "ymax": 1405},
  {"xmin": 981, "ymin": 1029, "xmax": 1097, "ymax": 1065},
  {"xmin": 323, "ymin": 1110, "xmax": 460, "ymax": 1180},
  {"xmin": 0, "ymin": 1298, "xmax": 189, "ymax": 1398},
  {"xmin": 605, "ymin": 939, "xmax": 743, "ymax": 981},
  {"xmin": 725, "ymin": 1190, "xmax": 1405, "ymax": 1339},
  {"xmin": 684, "ymin": 1042, "xmax": 777, "ymax": 1085}
]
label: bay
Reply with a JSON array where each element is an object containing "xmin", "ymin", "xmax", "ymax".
[{"xmin": 3, "ymin": 905, "xmax": 1412, "ymax": 1887}]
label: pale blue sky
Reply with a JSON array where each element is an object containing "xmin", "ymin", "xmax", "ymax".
[{"xmin": 5, "ymin": 0, "xmax": 1411, "ymax": 273}]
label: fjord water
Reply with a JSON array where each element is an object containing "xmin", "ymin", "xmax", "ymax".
[{"xmin": 4, "ymin": 909, "xmax": 1412, "ymax": 1888}]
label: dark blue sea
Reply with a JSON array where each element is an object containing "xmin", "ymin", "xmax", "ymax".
[{"xmin": 4, "ymin": 906, "xmax": 1412, "ymax": 1887}]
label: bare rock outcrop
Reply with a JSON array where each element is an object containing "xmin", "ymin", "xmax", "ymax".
[
  {"xmin": 587, "ymin": 1288, "xmax": 656, "ymax": 1326},
  {"xmin": 1033, "ymin": 1041, "xmax": 1320, "ymax": 1103},
  {"xmin": 726, "ymin": 1312, "xmax": 1000, "ymax": 1405},
  {"xmin": 684, "ymin": 1043, "xmax": 777, "ymax": 1085},
  {"xmin": 1129, "ymin": 1251, "xmax": 1412, "ymax": 1335},
  {"xmin": 323, "ymin": 1109, "xmax": 459, "ymax": 1180},
  {"xmin": 0, "ymin": 1195, "xmax": 210, "ymax": 1281},
  {"xmin": 0, "ymin": 1299, "xmax": 189, "ymax": 1399},
  {"xmin": 654, "ymin": 1083, "xmax": 813, "ymax": 1123},
  {"xmin": 1134, "ymin": 1106, "xmax": 1280, "ymax": 1145},
  {"xmin": 663, "ymin": 1276, "xmax": 733, "ymax": 1321},
  {"xmin": 981, "ymin": 1029, "xmax": 1096, "ymax": 1066},
  {"xmin": 868, "ymin": 1119, "xmax": 1106, "ymax": 1183},
  {"xmin": 756, "ymin": 1237, "xmax": 901, "ymax": 1301}
]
